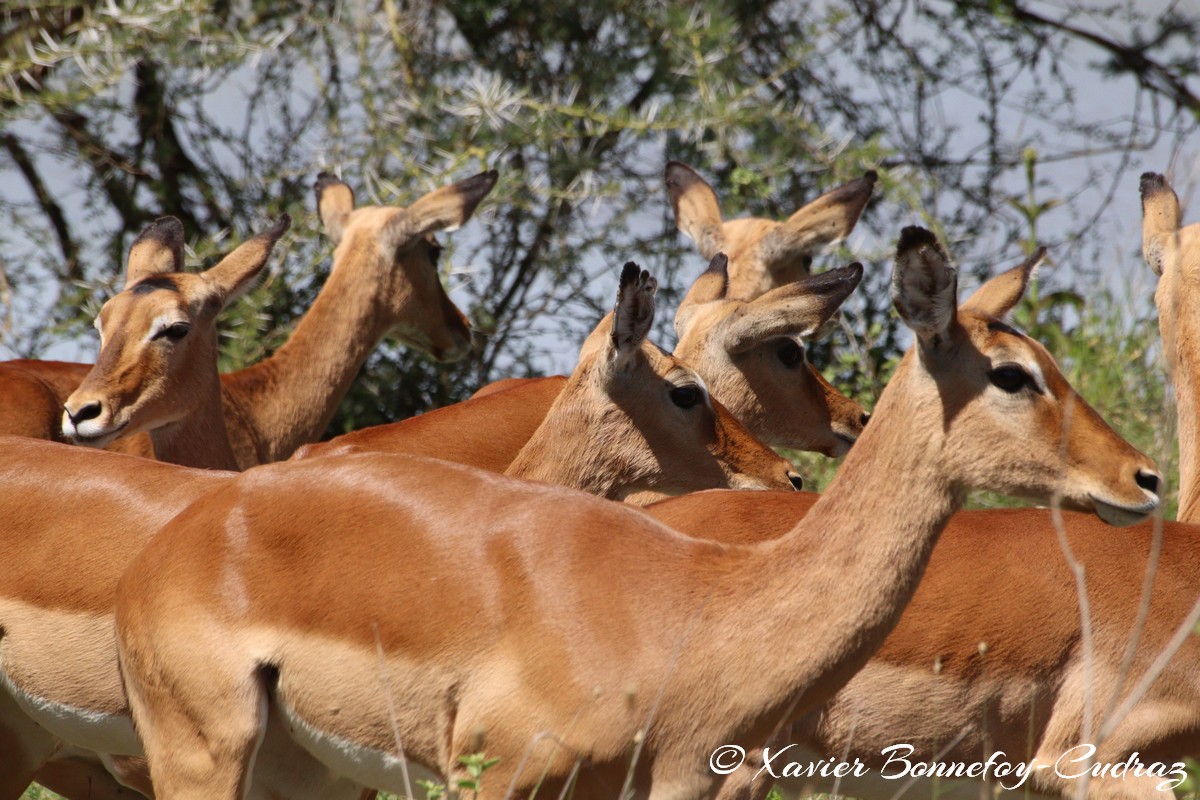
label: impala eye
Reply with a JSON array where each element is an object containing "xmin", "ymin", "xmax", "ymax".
[
  {"xmin": 155, "ymin": 323, "xmax": 191, "ymax": 342},
  {"xmin": 670, "ymin": 385, "xmax": 704, "ymax": 409},
  {"xmin": 988, "ymin": 364, "xmax": 1035, "ymax": 394},
  {"xmin": 777, "ymin": 340, "xmax": 804, "ymax": 368}
]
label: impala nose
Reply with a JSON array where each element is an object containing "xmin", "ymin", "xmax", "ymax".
[
  {"xmin": 65, "ymin": 401, "xmax": 103, "ymax": 426},
  {"xmin": 788, "ymin": 472, "xmax": 804, "ymax": 491},
  {"xmin": 1135, "ymin": 469, "xmax": 1161, "ymax": 499}
]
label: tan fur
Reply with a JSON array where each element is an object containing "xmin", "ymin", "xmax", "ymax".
[
  {"xmin": 62, "ymin": 216, "xmax": 289, "ymax": 470},
  {"xmin": 0, "ymin": 170, "xmax": 495, "ymax": 468},
  {"xmin": 665, "ymin": 161, "xmax": 876, "ymax": 300},
  {"xmin": 23, "ymin": 218, "xmax": 283, "ymax": 796},
  {"xmin": 1141, "ymin": 172, "xmax": 1200, "ymax": 522},
  {"xmin": 674, "ymin": 259, "xmax": 869, "ymax": 455},
  {"xmin": 465, "ymin": 258, "xmax": 869, "ymax": 459},
  {"xmin": 112, "ymin": 228, "xmax": 1159, "ymax": 800},
  {"xmin": 298, "ymin": 265, "xmax": 798, "ymax": 502},
  {"xmin": 650, "ymin": 492, "xmax": 1200, "ymax": 800},
  {"xmin": 0, "ymin": 438, "xmax": 232, "ymax": 797}
]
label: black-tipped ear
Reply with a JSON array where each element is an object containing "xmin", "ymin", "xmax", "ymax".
[
  {"xmin": 1140, "ymin": 172, "xmax": 1170, "ymax": 201},
  {"xmin": 759, "ymin": 171, "xmax": 878, "ymax": 273},
  {"xmin": 674, "ymin": 253, "xmax": 730, "ymax": 336},
  {"xmin": 891, "ymin": 226, "xmax": 958, "ymax": 346},
  {"xmin": 125, "ymin": 217, "xmax": 185, "ymax": 286},
  {"xmin": 611, "ymin": 262, "xmax": 658, "ymax": 357},
  {"xmin": 1140, "ymin": 171, "xmax": 1182, "ymax": 277},
  {"xmin": 315, "ymin": 172, "xmax": 355, "ymax": 246},
  {"xmin": 382, "ymin": 169, "xmax": 499, "ymax": 252}
]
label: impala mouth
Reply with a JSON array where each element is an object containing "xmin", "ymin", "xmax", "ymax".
[
  {"xmin": 65, "ymin": 420, "xmax": 129, "ymax": 448},
  {"xmin": 825, "ymin": 433, "xmax": 857, "ymax": 458},
  {"xmin": 1090, "ymin": 495, "xmax": 1159, "ymax": 527}
]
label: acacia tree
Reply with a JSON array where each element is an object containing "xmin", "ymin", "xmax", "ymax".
[{"xmin": 1, "ymin": 0, "xmax": 1197, "ymax": 435}]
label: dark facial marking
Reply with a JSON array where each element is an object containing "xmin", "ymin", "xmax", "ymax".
[{"xmin": 130, "ymin": 276, "xmax": 180, "ymax": 295}]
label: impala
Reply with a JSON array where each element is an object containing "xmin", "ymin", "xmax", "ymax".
[
  {"xmin": 14, "ymin": 211, "xmax": 287, "ymax": 797},
  {"xmin": 61, "ymin": 215, "xmax": 289, "ymax": 469},
  {"xmin": 466, "ymin": 159, "xmax": 876, "ymax": 456},
  {"xmin": 112, "ymin": 227, "xmax": 1159, "ymax": 800},
  {"xmin": 1141, "ymin": 172, "xmax": 1200, "ymax": 521},
  {"xmin": 0, "ymin": 438, "xmax": 234, "ymax": 800},
  {"xmin": 4, "ymin": 260, "xmax": 796, "ymax": 800},
  {"xmin": 300, "ymin": 260, "xmax": 799, "ymax": 501},
  {"xmin": 0, "ymin": 169, "xmax": 493, "ymax": 467},
  {"xmin": 650, "ymin": 243, "xmax": 1196, "ymax": 800},
  {"xmin": 295, "ymin": 254, "xmax": 859, "ymax": 482},
  {"xmin": 664, "ymin": 161, "xmax": 876, "ymax": 300},
  {"xmin": 671, "ymin": 253, "xmax": 868, "ymax": 455}
]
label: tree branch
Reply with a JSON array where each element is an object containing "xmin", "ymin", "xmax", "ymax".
[{"xmin": 1, "ymin": 132, "xmax": 80, "ymax": 280}]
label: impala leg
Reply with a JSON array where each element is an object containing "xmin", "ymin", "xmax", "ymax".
[
  {"xmin": 32, "ymin": 752, "xmax": 150, "ymax": 800},
  {"xmin": 711, "ymin": 746, "xmax": 775, "ymax": 800},
  {"xmin": 105, "ymin": 755, "xmax": 156, "ymax": 798},
  {"xmin": 0, "ymin": 689, "xmax": 60, "ymax": 800},
  {"xmin": 123, "ymin": 661, "xmax": 266, "ymax": 800},
  {"xmin": 1085, "ymin": 773, "xmax": 1177, "ymax": 800}
]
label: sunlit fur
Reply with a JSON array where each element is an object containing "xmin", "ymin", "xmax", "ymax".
[
  {"xmin": 1, "ymin": 171, "xmax": 494, "ymax": 468},
  {"xmin": 664, "ymin": 161, "xmax": 876, "ymax": 300},
  {"xmin": 1141, "ymin": 172, "xmax": 1200, "ymax": 522},
  {"xmin": 63, "ymin": 217, "xmax": 288, "ymax": 469},
  {"xmin": 297, "ymin": 266, "xmax": 797, "ymax": 502},
  {"xmin": 111, "ymin": 228, "xmax": 1158, "ymax": 800},
  {"xmin": 674, "ymin": 259, "xmax": 868, "ymax": 456}
]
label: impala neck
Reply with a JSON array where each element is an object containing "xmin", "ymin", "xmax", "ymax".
[
  {"xmin": 736, "ymin": 352, "xmax": 962, "ymax": 722},
  {"xmin": 505, "ymin": 384, "xmax": 625, "ymax": 499},
  {"xmin": 225, "ymin": 255, "xmax": 396, "ymax": 463},
  {"xmin": 1156, "ymin": 271, "xmax": 1200, "ymax": 522},
  {"xmin": 151, "ymin": 371, "xmax": 240, "ymax": 470}
]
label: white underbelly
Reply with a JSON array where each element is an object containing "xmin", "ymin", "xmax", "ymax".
[{"xmin": 274, "ymin": 691, "xmax": 442, "ymax": 798}]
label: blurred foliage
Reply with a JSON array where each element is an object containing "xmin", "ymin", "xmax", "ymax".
[{"xmin": 2, "ymin": 0, "xmax": 1198, "ymax": 435}]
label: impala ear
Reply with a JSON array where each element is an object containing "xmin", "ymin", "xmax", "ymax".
[
  {"xmin": 200, "ymin": 215, "xmax": 291, "ymax": 310},
  {"xmin": 609, "ymin": 262, "xmax": 657, "ymax": 369},
  {"xmin": 1140, "ymin": 172, "xmax": 1182, "ymax": 277},
  {"xmin": 724, "ymin": 263, "xmax": 863, "ymax": 354},
  {"xmin": 758, "ymin": 171, "xmax": 877, "ymax": 275},
  {"xmin": 125, "ymin": 217, "xmax": 185, "ymax": 287},
  {"xmin": 961, "ymin": 247, "xmax": 1045, "ymax": 319},
  {"xmin": 892, "ymin": 226, "xmax": 958, "ymax": 347},
  {"xmin": 315, "ymin": 173, "xmax": 355, "ymax": 246},
  {"xmin": 382, "ymin": 170, "xmax": 499, "ymax": 253},
  {"xmin": 665, "ymin": 161, "xmax": 725, "ymax": 260},
  {"xmin": 674, "ymin": 253, "xmax": 729, "ymax": 337}
]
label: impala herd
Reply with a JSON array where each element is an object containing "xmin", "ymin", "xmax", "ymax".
[{"xmin": 0, "ymin": 162, "xmax": 1194, "ymax": 800}]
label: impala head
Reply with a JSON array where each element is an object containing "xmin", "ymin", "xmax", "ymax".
[
  {"xmin": 314, "ymin": 170, "xmax": 497, "ymax": 362},
  {"xmin": 886, "ymin": 226, "xmax": 1161, "ymax": 525},
  {"xmin": 665, "ymin": 160, "xmax": 875, "ymax": 300},
  {"xmin": 674, "ymin": 253, "xmax": 868, "ymax": 456},
  {"xmin": 63, "ymin": 216, "xmax": 290, "ymax": 447},
  {"xmin": 516, "ymin": 262, "xmax": 800, "ymax": 504}
]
